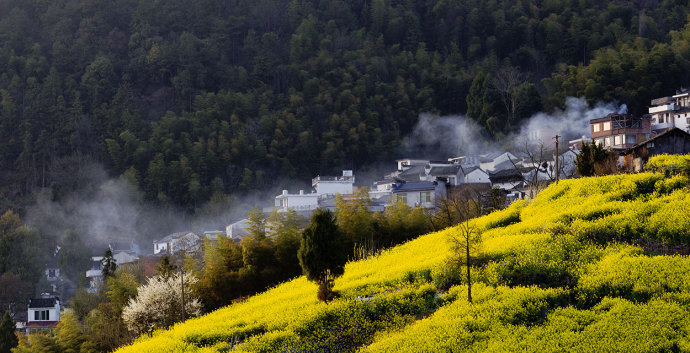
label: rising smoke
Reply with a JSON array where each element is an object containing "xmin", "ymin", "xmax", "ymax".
[
  {"xmin": 402, "ymin": 97, "xmax": 622, "ymax": 158},
  {"xmin": 25, "ymin": 163, "xmax": 276, "ymax": 254}
]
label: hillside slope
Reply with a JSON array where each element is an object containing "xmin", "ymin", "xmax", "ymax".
[{"xmin": 117, "ymin": 160, "xmax": 690, "ymax": 352}]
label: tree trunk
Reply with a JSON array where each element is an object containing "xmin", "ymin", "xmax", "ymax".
[{"xmin": 466, "ymin": 233, "xmax": 472, "ymax": 303}]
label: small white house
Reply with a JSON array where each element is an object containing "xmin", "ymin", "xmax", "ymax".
[
  {"xmin": 153, "ymin": 232, "xmax": 201, "ymax": 255},
  {"xmin": 274, "ymin": 189, "xmax": 320, "ymax": 212},
  {"xmin": 312, "ymin": 170, "xmax": 355, "ymax": 195},
  {"xmin": 226, "ymin": 219, "xmax": 250, "ymax": 240},
  {"xmin": 26, "ymin": 295, "xmax": 60, "ymax": 334},
  {"xmin": 461, "ymin": 166, "xmax": 491, "ymax": 184},
  {"xmin": 391, "ymin": 181, "xmax": 447, "ymax": 209}
]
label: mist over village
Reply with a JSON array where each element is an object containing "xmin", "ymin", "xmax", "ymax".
[{"xmin": 2, "ymin": 1, "xmax": 690, "ymax": 352}]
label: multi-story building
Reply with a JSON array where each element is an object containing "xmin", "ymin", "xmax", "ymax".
[
  {"xmin": 648, "ymin": 89, "xmax": 690, "ymax": 132},
  {"xmin": 590, "ymin": 113, "xmax": 651, "ymax": 150}
]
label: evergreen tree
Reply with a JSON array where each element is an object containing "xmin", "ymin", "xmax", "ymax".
[
  {"xmin": 298, "ymin": 209, "xmax": 347, "ymax": 302},
  {"xmin": 576, "ymin": 142, "xmax": 611, "ymax": 177},
  {"xmin": 247, "ymin": 206, "xmax": 267, "ymax": 239},
  {"xmin": 0, "ymin": 311, "xmax": 17, "ymax": 353},
  {"xmin": 101, "ymin": 248, "xmax": 117, "ymax": 279},
  {"xmin": 156, "ymin": 255, "xmax": 176, "ymax": 278}
]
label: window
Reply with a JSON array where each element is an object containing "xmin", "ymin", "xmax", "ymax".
[
  {"xmin": 592, "ymin": 124, "xmax": 600, "ymax": 132},
  {"xmin": 41, "ymin": 310, "xmax": 47, "ymax": 320},
  {"xmin": 686, "ymin": 118, "xmax": 690, "ymax": 125},
  {"xmin": 626, "ymin": 135, "xmax": 636, "ymax": 145},
  {"xmin": 604, "ymin": 137, "xmax": 611, "ymax": 147},
  {"xmin": 602, "ymin": 122, "xmax": 611, "ymax": 131},
  {"xmin": 397, "ymin": 193, "xmax": 407, "ymax": 204},
  {"xmin": 660, "ymin": 115, "xmax": 665, "ymax": 123},
  {"xmin": 34, "ymin": 311, "xmax": 39, "ymax": 321},
  {"xmin": 420, "ymin": 192, "xmax": 431, "ymax": 203},
  {"xmin": 614, "ymin": 135, "xmax": 622, "ymax": 146},
  {"xmin": 449, "ymin": 177, "xmax": 456, "ymax": 185}
]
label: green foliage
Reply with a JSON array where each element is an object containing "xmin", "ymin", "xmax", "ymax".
[
  {"xmin": 0, "ymin": 0, "xmax": 687, "ymax": 210},
  {"xmin": 298, "ymin": 209, "xmax": 347, "ymax": 302},
  {"xmin": 0, "ymin": 311, "xmax": 17, "ymax": 353},
  {"xmin": 0, "ymin": 211, "xmax": 48, "ymax": 311},
  {"xmin": 55, "ymin": 311, "xmax": 85, "ymax": 353},
  {"xmin": 575, "ymin": 141, "xmax": 612, "ymax": 177},
  {"xmin": 101, "ymin": 248, "xmax": 117, "ymax": 279},
  {"xmin": 156, "ymin": 255, "xmax": 176, "ymax": 278}
]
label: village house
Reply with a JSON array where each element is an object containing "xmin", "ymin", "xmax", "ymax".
[
  {"xmin": 648, "ymin": 89, "xmax": 690, "ymax": 133},
  {"xmin": 273, "ymin": 170, "xmax": 356, "ymax": 214},
  {"xmin": 86, "ymin": 242, "xmax": 140, "ymax": 293},
  {"xmin": 25, "ymin": 294, "xmax": 60, "ymax": 334},
  {"xmin": 479, "ymin": 152, "xmax": 520, "ymax": 172},
  {"xmin": 459, "ymin": 166, "xmax": 490, "ymax": 184},
  {"xmin": 590, "ymin": 113, "xmax": 651, "ymax": 150},
  {"xmin": 623, "ymin": 127, "xmax": 690, "ymax": 172},
  {"xmin": 226, "ymin": 219, "xmax": 250, "ymax": 240},
  {"xmin": 391, "ymin": 180, "xmax": 447, "ymax": 208},
  {"xmin": 153, "ymin": 232, "xmax": 201, "ymax": 255}
]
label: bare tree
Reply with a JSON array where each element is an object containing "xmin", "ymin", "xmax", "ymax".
[
  {"xmin": 447, "ymin": 191, "xmax": 482, "ymax": 303},
  {"xmin": 492, "ymin": 66, "xmax": 528, "ymax": 128}
]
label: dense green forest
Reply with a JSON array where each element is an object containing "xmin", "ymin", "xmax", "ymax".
[{"xmin": 1, "ymin": 0, "xmax": 690, "ymax": 211}]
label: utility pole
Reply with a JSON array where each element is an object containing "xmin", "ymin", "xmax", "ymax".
[{"xmin": 554, "ymin": 135, "xmax": 560, "ymax": 184}]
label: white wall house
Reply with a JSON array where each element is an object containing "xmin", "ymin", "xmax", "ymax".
[
  {"xmin": 462, "ymin": 167, "xmax": 491, "ymax": 184},
  {"xmin": 312, "ymin": 170, "xmax": 355, "ymax": 195},
  {"xmin": 153, "ymin": 232, "xmax": 201, "ymax": 255},
  {"xmin": 649, "ymin": 91, "xmax": 690, "ymax": 132},
  {"xmin": 273, "ymin": 170, "xmax": 356, "ymax": 214},
  {"xmin": 274, "ymin": 190, "xmax": 320, "ymax": 212},
  {"xmin": 226, "ymin": 219, "xmax": 250, "ymax": 240},
  {"xmin": 391, "ymin": 181, "xmax": 446, "ymax": 209},
  {"xmin": 26, "ymin": 295, "xmax": 60, "ymax": 334}
]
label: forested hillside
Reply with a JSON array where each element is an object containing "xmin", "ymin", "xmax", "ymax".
[{"xmin": 1, "ymin": 0, "xmax": 690, "ymax": 211}]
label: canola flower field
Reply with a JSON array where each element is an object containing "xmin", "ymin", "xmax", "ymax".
[{"xmin": 117, "ymin": 154, "xmax": 690, "ymax": 353}]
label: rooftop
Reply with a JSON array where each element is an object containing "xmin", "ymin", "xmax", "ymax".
[
  {"xmin": 392, "ymin": 181, "xmax": 437, "ymax": 192},
  {"xmin": 29, "ymin": 297, "xmax": 59, "ymax": 309}
]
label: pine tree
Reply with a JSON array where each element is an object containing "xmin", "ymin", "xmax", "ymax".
[
  {"xmin": 101, "ymin": 248, "xmax": 117, "ymax": 279},
  {"xmin": 156, "ymin": 255, "xmax": 176, "ymax": 278},
  {"xmin": 0, "ymin": 311, "xmax": 17, "ymax": 353}
]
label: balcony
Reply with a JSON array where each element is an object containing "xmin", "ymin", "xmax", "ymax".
[{"xmin": 649, "ymin": 104, "xmax": 676, "ymax": 114}]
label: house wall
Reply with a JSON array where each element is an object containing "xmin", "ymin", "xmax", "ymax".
[
  {"xmin": 314, "ymin": 181, "xmax": 353, "ymax": 195},
  {"xmin": 465, "ymin": 170, "xmax": 490, "ymax": 184},
  {"xmin": 226, "ymin": 219, "xmax": 250, "ymax": 240},
  {"xmin": 624, "ymin": 130, "xmax": 690, "ymax": 172},
  {"xmin": 153, "ymin": 242, "xmax": 168, "ymax": 254},
  {"xmin": 492, "ymin": 181, "xmax": 522, "ymax": 190},
  {"xmin": 113, "ymin": 252, "xmax": 138, "ymax": 264},
  {"xmin": 28, "ymin": 305, "xmax": 59, "ymax": 323},
  {"xmin": 276, "ymin": 194, "xmax": 319, "ymax": 211}
]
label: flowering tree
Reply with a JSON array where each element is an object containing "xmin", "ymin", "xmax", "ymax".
[{"xmin": 122, "ymin": 272, "xmax": 201, "ymax": 336}]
